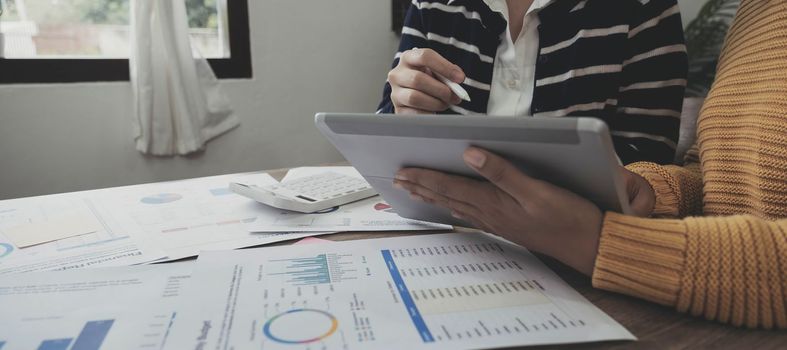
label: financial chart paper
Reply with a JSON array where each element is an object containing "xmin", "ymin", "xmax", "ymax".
[
  {"xmin": 167, "ymin": 233, "xmax": 635, "ymax": 350},
  {"xmin": 0, "ymin": 264, "xmax": 192, "ymax": 350}
]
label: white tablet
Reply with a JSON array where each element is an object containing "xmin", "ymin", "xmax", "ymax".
[{"xmin": 315, "ymin": 113, "xmax": 631, "ymax": 226}]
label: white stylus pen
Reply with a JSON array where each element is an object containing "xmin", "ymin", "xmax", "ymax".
[{"xmin": 434, "ymin": 72, "xmax": 471, "ymax": 102}]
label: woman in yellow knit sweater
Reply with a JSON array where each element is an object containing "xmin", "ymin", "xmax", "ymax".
[{"xmin": 392, "ymin": 0, "xmax": 785, "ymax": 329}]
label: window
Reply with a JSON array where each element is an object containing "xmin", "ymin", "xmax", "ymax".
[{"xmin": 0, "ymin": 0, "xmax": 250, "ymax": 83}]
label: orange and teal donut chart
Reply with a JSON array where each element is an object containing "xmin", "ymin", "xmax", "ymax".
[
  {"xmin": 0, "ymin": 243, "xmax": 14, "ymax": 258},
  {"xmin": 263, "ymin": 309, "xmax": 339, "ymax": 344}
]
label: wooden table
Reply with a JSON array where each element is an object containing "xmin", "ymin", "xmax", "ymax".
[{"xmin": 262, "ymin": 168, "xmax": 787, "ymax": 349}]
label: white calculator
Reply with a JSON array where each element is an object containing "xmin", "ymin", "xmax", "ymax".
[{"xmin": 230, "ymin": 171, "xmax": 378, "ymax": 213}]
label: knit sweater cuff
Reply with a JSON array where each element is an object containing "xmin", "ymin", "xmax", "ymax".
[
  {"xmin": 592, "ymin": 212, "xmax": 688, "ymax": 307},
  {"xmin": 626, "ymin": 162, "xmax": 681, "ymax": 217}
]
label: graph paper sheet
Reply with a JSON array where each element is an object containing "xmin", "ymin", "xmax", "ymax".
[
  {"xmin": 167, "ymin": 233, "xmax": 635, "ymax": 350},
  {"xmin": 0, "ymin": 264, "xmax": 192, "ymax": 350}
]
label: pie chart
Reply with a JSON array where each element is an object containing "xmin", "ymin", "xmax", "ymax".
[
  {"xmin": 263, "ymin": 309, "xmax": 338, "ymax": 344},
  {"xmin": 140, "ymin": 193, "xmax": 183, "ymax": 205},
  {"xmin": 0, "ymin": 243, "xmax": 15, "ymax": 259},
  {"xmin": 374, "ymin": 203, "xmax": 394, "ymax": 213}
]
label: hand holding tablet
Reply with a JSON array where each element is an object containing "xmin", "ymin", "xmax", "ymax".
[{"xmin": 316, "ymin": 113, "xmax": 632, "ymax": 227}]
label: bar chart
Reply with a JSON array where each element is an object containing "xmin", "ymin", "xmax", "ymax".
[
  {"xmin": 266, "ymin": 253, "xmax": 358, "ymax": 286},
  {"xmin": 0, "ymin": 265, "xmax": 191, "ymax": 350},
  {"xmin": 33, "ymin": 320, "xmax": 114, "ymax": 350},
  {"xmin": 36, "ymin": 339, "xmax": 72, "ymax": 350}
]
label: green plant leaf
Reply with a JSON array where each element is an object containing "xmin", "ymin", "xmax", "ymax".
[{"xmin": 684, "ymin": 0, "xmax": 740, "ymax": 97}]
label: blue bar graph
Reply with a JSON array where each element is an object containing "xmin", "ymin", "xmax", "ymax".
[
  {"xmin": 268, "ymin": 255, "xmax": 331, "ymax": 285},
  {"xmin": 37, "ymin": 338, "xmax": 72, "ymax": 350},
  {"xmin": 71, "ymin": 320, "xmax": 114, "ymax": 350}
]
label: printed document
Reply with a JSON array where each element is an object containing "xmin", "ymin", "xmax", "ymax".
[
  {"xmin": 0, "ymin": 264, "xmax": 191, "ymax": 350},
  {"xmin": 0, "ymin": 172, "xmax": 330, "ymax": 272},
  {"xmin": 166, "ymin": 233, "xmax": 635, "ymax": 350},
  {"xmin": 0, "ymin": 193, "xmax": 165, "ymax": 274},
  {"xmin": 75, "ymin": 172, "xmax": 331, "ymax": 262}
]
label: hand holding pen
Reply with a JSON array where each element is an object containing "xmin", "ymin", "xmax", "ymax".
[{"xmin": 387, "ymin": 48, "xmax": 471, "ymax": 115}]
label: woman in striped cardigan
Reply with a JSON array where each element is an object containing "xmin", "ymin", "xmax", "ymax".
[{"xmin": 379, "ymin": 0, "xmax": 688, "ymax": 165}]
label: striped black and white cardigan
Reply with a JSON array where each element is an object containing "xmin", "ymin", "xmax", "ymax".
[{"xmin": 377, "ymin": 0, "xmax": 688, "ymax": 165}]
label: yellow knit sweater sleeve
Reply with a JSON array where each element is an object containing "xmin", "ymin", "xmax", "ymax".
[
  {"xmin": 593, "ymin": 0, "xmax": 787, "ymax": 331},
  {"xmin": 625, "ymin": 145, "xmax": 703, "ymax": 218},
  {"xmin": 592, "ymin": 213, "xmax": 787, "ymax": 329}
]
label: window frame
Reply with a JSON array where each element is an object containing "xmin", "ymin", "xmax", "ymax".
[{"xmin": 0, "ymin": 0, "xmax": 251, "ymax": 84}]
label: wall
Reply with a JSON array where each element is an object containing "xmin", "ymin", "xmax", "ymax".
[
  {"xmin": 0, "ymin": 0, "xmax": 708, "ymax": 200},
  {"xmin": 0, "ymin": 1, "xmax": 399, "ymax": 199}
]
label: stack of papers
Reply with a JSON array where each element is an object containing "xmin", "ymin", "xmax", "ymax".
[
  {"xmin": 0, "ymin": 233, "xmax": 635, "ymax": 349},
  {"xmin": 0, "ymin": 167, "xmax": 450, "ymax": 274},
  {"xmin": 0, "ymin": 167, "xmax": 635, "ymax": 349},
  {"xmin": 84, "ymin": 172, "xmax": 329, "ymax": 262}
]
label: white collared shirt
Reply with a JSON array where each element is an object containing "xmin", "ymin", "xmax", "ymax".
[{"xmin": 483, "ymin": 0, "xmax": 550, "ymax": 116}]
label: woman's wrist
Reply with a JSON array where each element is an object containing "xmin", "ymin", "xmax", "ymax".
[
  {"xmin": 625, "ymin": 162, "xmax": 680, "ymax": 217},
  {"xmin": 548, "ymin": 207, "xmax": 604, "ymax": 277}
]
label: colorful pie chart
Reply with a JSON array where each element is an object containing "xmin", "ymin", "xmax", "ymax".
[
  {"xmin": 140, "ymin": 193, "xmax": 183, "ymax": 205},
  {"xmin": 374, "ymin": 202, "xmax": 394, "ymax": 213},
  {"xmin": 0, "ymin": 243, "xmax": 15, "ymax": 259},
  {"xmin": 263, "ymin": 309, "xmax": 338, "ymax": 344}
]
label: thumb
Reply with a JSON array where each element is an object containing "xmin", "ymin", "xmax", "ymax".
[{"xmin": 463, "ymin": 147, "xmax": 532, "ymax": 195}]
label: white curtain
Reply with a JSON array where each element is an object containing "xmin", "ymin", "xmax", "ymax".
[
  {"xmin": 0, "ymin": 1, "xmax": 5, "ymax": 58},
  {"xmin": 130, "ymin": 0, "xmax": 239, "ymax": 156}
]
